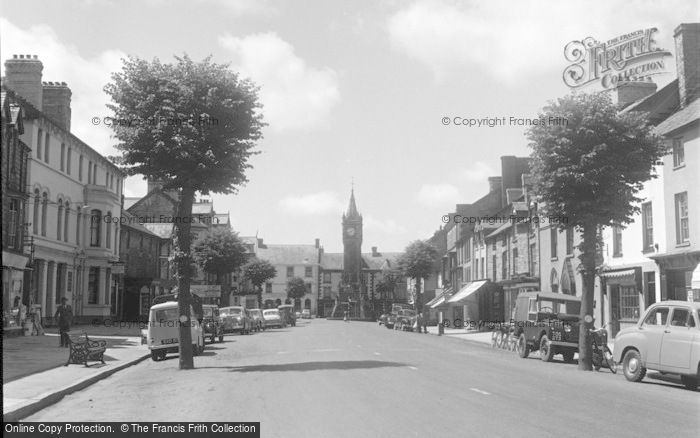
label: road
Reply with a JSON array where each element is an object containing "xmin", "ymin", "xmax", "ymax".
[{"xmin": 28, "ymin": 319, "xmax": 699, "ymax": 437}]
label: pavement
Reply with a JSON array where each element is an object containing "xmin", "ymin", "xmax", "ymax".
[
  {"xmin": 2, "ymin": 326, "xmax": 149, "ymax": 422},
  {"xmin": 24, "ymin": 318, "xmax": 699, "ymax": 437}
]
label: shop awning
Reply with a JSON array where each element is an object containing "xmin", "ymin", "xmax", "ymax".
[
  {"xmin": 428, "ymin": 295, "xmax": 446, "ymax": 309},
  {"xmin": 600, "ymin": 269, "xmax": 636, "ymax": 280},
  {"xmin": 447, "ymin": 280, "xmax": 488, "ymax": 304},
  {"xmin": 692, "ymin": 264, "xmax": 700, "ymax": 290}
]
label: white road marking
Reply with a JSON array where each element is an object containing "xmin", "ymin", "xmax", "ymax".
[
  {"xmin": 309, "ymin": 349, "xmax": 342, "ymax": 352},
  {"xmin": 374, "ymin": 352, "xmax": 381, "ymax": 356},
  {"xmin": 469, "ymin": 388, "xmax": 491, "ymax": 395},
  {"xmin": 408, "ymin": 366, "xmax": 418, "ymax": 370},
  {"xmin": 277, "ymin": 351, "xmax": 288, "ymax": 354}
]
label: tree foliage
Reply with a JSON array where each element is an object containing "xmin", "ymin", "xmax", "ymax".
[
  {"xmin": 243, "ymin": 258, "xmax": 277, "ymax": 308},
  {"xmin": 192, "ymin": 228, "xmax": 249, "ymax": 282},
  {"xmin": 286, "ymin": 277, "xmax": 308, "ymax": 301},
  {"xmin": 527, "ymin": 91, "xmax": 666, "ymax": 371},
  {"xmin": 398, "ymin": 241, "xmax": 439, "ymax": 282}
]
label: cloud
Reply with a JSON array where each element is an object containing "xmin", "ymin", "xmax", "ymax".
[
  {"xmin": 219, "ymin": 32, "xmax": 340, "ymax": 131},
  {"xmin": 279, "ymin": 191, "xmax": 345, "ymax": 215},
  {"xmin": 386, "ymin": 0, "xmax": 694, "ymax": 83},
  {"xmin": 364, "ymin": 215, "xmax": 407, "ymax": 235},
  {"xmin": 198, "ymin": 0, "xmax": 277, "ymax": 16},
  {"xmin": 457, "ymin": 161, "xmax": 495, "ymax": 182},
  {"xmin": 417, "ymin": 183, "xmax": 460, "ymax": 206}
]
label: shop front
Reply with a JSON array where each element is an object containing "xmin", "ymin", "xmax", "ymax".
[
  {"xmin": 600, "ymin": 267, "xmax": 643, "ymax": 338},
  {"xmin": 650, "ymin": 251, "xmax": 700, "ymax": 303},
  {"xmin": 2, "ymin": 250, "xmax": 30, "ymax": 335}
]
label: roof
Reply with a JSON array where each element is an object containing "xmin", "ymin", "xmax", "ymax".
[
  {"xmin": 319, "ymin": 252, "xmax": 403, "ymax": 271},
  {"xmin": 141, "ymin": 223, "xmax": 175, "ymax": 239},
  {"xmin": 655, "ymin": 98, "xmax": 700, "ymax": 136},
  {"xmin": 121, "ymin": 211, "xmax": 162, "ymax": 237},
  {"xmin": 256, "ymin": 244, "xmax": 319, "ymax": 265},
  {"xmin": 344, "ymin": 189, "xmax": 361, "ymax": 219},
  {"xmin": 321, "ymin": 253, "xmax": 344, "ymax": 270},
  {"xmin": 214, "ymin": 213, "xmax": 230, "ymax": 225},
  {"xmin": 123, "ymin": 197, "xmax": 141, "ymax": 210},
  {"xmin": 192, "ymin": 201, "xmax": 213, "ymax": 214}
]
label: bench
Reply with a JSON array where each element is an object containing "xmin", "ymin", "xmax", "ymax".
[{"xmin": 65, "ymin": 333, "xmax": 107, "ymax": 367}]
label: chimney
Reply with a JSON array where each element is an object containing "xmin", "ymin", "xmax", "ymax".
[
  {"xmin": 674, "ymin": 23, "xmax": 700, "ymax": 107},
  {"xmin": 506, "ymin": 188, "xmax": 523, "ymax": 205},
  {"xmin": 4, "ymin": 55, "xmax": 44, "ymax": 110},
  {"xmin": 42, "ymin": 81, "xmax": 72, "ymax": 130},
  {"xmin": 315, "ymin": 238, "xmax": 320, "ymax": 248},
  {"xmin": 501, "ymin": 156, "xmax": 530, "ymax": 207},
  {"xmin": 487, "ymin": 177, "xmax": 502, "ymax": 193},
  {"xmin": 615, "ymin": 80, "xmax": 657, "ymax": 108}
]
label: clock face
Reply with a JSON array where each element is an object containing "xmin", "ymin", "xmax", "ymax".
[{"xmin": 346, "ymin": 227, "xmax": 356, "ymax": 236}]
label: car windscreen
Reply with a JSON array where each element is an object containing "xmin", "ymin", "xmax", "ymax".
[
  {"xmin": 154, "ymin": 308, "xmax": 179, "ymax": 322},
  {"xmin": 263, "ymin": 310, "xmax": 279, "ymax": 316},
  {"xmin": 221, "ymin": 308, "xmax": 242, "ymax": 316}
]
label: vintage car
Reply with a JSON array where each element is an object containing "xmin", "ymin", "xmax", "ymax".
[
  {"xmin": 613, "ymin": 301, "xmax": 700, "ymax": 390},
  {"xmin": 301, "ymin": 309, "xmax": 312, "ymax": 319},
  {"xmin": 394, "ymin": 309, "xmax": 418, "ymax": 331},
  {"xmin": 248, "ymin": 308, "xmax": 264, "ymax": 332},
  {"xmin": 513, "ymin": 291, "xmax": 581, "ymax": 363},
  {"xmin": 378, "ymin": 313, "xmax": 389, "ymax": 325},
  {"xmin": 219, "ymin": 306, "xmax": 253, "ymax": 335},
  {"xmin": 262, "ymin": 309, "xmax": 283, "ymax": 328},
  {"xmin": 147, "ymin": 301, "xmax": 204, "ymax": 361},
  {"xmin": 202, "ymin": 304, "xmax": 225, "ymax": 343},
  {"xmin": 385, "ymin": 312, "xmax": 398, "ymax": 329},
  {"xmin": 278, "ymin": 304, "xmax": 297, "ymax": 327}
]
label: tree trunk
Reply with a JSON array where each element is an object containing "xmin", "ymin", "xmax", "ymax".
[
  {"xmin": 414, "ymin": 278, "xmax": 422, "ymax": 313},
  {"xmin": 257, "ymin": 285, "xmax": 263, "ymax": 309},
  {"xmin": 578, "ymin": 223, "xmax": 597, "ymax": 371},
  {"xmin": 176, "ymin": 186, "xmax": 196, "ymax": 370}
]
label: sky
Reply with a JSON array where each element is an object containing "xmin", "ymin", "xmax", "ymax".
[{"xmin": 1, "ymin": 0, "xmax": 696, "ymax": 252}]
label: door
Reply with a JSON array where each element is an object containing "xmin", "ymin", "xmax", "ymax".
[
  {"xmin": 609, "ymin": 285, "xmax": 621, "ymax": 337},
  {"xmin": 659, "ymin": 307, "xmax": 697, "ymax": 373},
  {"xmin": 640, "ymin": 306, "xmax": 669, "ymax": 367}
]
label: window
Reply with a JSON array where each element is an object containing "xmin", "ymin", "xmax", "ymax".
[
  {"xmin": 474, "ymin": 259, "xmax": 479, "ymax": 279},
  {"xmin": 41, "ymin": 193, "xmax": 48, "ymax": 236},
  {"xmin": 90, "ymin": 210, "xmax": 101, "ymax": 247},
  {"xmin": 643, "ymin": 307, "xmax": 669, "ymax": 326},
  {"xmin": 670, "ymin": 308, "xmax": 694, "ymax": 328},
  {"xmin": 305, "ymin": 266, "xmax": 312, "ymax": 277},
  {"xmin": 565, "ymin": 228, "xmax": 574, "ymax": 255},
  {"xmin": 550, "ymin": 268, "xmax": 559, "ymax": 293},
  {"xmin": 79, "ymin": 155, "xmax": 83, "ymax": 181},
  {"xmin": 675, "ymin": 192, "xmax": 689, "ymax": 244},
  {"xmin": 672, "ymin": 138, "xmax": 685, "ymax": 167},
  {"xmin": 501, "ymin": 251, "xmax": 508, "ymax": 279},
  {"xmin": 60, "ymin": 143, "xmax": 65, "ymax": 171},
  {"xmin": 323, "ymin": 272, "xmax": 331, "ymax": 283},
  {"xmin": 88, "ymin": 267, "xmax": 99, "ymax": 304},
  {"xmin": 105, "ymin": 171, "xmax": 109, "ymax": 187},
  {"xmin": 286, "ymin": 266, "xmax": 294, "ymax": 278},
  {"xmin": 529, "ymin": 243, "xmax": 537, "ymax": 276},
  {"xmin": 480, "ymin": 257, "xmax": 484, "ymax": 279},
  {"xmin": 492, "ymin": 255, "xmax": 497, "ymax": 281},
  {"xmin": 641, "ymin": 202, "xmax": 653, "ymax": 251},
  {"xmin": 8, "ymin": 199, "xmax": 19, "ymax": 248},
  {"xmin": 550, "ymin": 227, "xmax": 558, "ymax": 258},
  {"xmin": 512, "ymin": 248, "xmax": 518, "ymax": 274},
  {"xmin": 613, "ymin": 225, "xmax": 623, "ymax": 257},
  {"xmin": 265, "ymin": 283, "xmax": 272, "ymax": 294},
  {"xmin": 619, "ymin": 286, "xmax": 639, "ymax": 320},
  {"xmin": 644, "ymin": 272, "xmax": 656, "ymax": 307},
  {"xmin": 323, "ymin": 286, "xmax": 331, "ymax": 298},
  {"xmin": 305, "ymin": 283, "xmax": 312, "ymax": 294},
  {"xmin": 33, "ymin": 191, "xmax": 40, "ymax": 235},
  {"xmin": 93, "ymin": 164, "xmax": 98, "ymax": 184},
  {"xmin": 66, "ymin": 148, "xmax": 72, "ymax": 175},
  {"xmin": 67, "ymin": 271, "xmax": 73, "ymax": 293},
  {"xmin": 88, "ymin": 161, "xmax": 92, "ymax": 184},
  {"xmin": 57, "ymin": 200, "xmax": 64, "ymax": 241},
  {"xmin": 160, "ymin": 259, "xmax": 170, "ymax": 280},
  {"xmin": 105, "ymin": 213, "xmax": 112, "ymax": 249},
  {"xmin": 76, "ymin": 211, "xmax": 81, "ymax": 245},
  {"xmin": 64, "ymin": 203, "xmax": 70, "ymax": 242},
  {"xmin": 37, "ymin": 129, "xmax": 43, "ymax": 159},
  {"xmin": 44, "ymin": 132, "xmax": 50, "ymax": 163}
]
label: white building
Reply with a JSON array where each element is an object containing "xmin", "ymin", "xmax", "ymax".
[{"xmin": 4, "ymin": 54, "xmax": 125, "ymax": 324}]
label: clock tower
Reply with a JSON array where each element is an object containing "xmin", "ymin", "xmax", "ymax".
[{"xmin": 342, "ymin": 188, "xmax": 363, "ymax": 286}]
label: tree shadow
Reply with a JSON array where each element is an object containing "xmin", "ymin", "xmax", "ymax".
[{"xmin": 199, "ymin": 360, "xmax": 407, "ymax": 373}]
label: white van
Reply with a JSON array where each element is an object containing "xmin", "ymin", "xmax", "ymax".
[{"xmin": 147, "ymin": 301, "xmax": 205, "ymax": 361}]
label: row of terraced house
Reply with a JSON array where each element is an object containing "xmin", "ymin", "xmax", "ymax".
[{"xmin": 425, "ymin": 23, "xmax": 700, "ymax": 339}]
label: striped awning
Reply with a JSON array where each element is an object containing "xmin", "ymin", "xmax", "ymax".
[
  {"xmin": 692, "ymin": 264, "xmax": 700, "ymax": 290},
  {"xmin": 447, "ymin": 280, "xmax": 488, "ymax": 304},
  {"xmin": 600, "ymin": 269, "xmax": 636, "ymax": 280},
  {"xmin": 429, "ymin": 295, "xmax": 446, "ymax": 309}
]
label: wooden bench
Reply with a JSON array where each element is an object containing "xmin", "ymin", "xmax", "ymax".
[{"xmin": 65, "ymin": 333, "xmax": 107, "ymax": 367}]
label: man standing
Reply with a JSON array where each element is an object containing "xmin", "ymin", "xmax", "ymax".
[{"xmin": 54, "ymin": 297, "xmax": 73, "ymax": 347}]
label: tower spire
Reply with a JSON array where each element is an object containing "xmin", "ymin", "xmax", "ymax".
[{"xmin": 346, "ymin": 183, "xmax": 360, "ymax": 219}]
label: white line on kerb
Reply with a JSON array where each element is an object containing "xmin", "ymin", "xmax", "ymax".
[{"xmin": 470, "ymin": 388, "xmax": 491, "ymax": 395}]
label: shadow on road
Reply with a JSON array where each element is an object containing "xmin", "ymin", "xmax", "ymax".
[
  {"xmin": 645, "ymin": 372, "xmax": 697, "ymax": 391},
  {"xmin": 200, "ymin": 360, "xmax": 408, "ymax": 373}
]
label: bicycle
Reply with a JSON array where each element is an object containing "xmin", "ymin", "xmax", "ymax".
[{"xmin": 590, "ymin": 326, "xmax": 617, "ymax": 374}]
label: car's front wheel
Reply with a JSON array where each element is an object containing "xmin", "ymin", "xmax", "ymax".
[
  {"xmin": 517, "ymin": 334, "xmax": 530, "ymax": 359},
  {"xmin": 622, "ymin": 349, "xmax": 646, "ymax": 382},
  {"xmin": 540, "ymin": 335, "xmax": 554, "ymax": 362}
]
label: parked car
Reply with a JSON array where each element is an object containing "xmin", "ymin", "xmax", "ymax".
[
  {"xmin": 202, "ymin": 304, "xmax": 225, "ymax": 343},
  {"xmin": 378, "ymin": 313, "xmax": 389, "ymax": 325},
  {"xmin": 147, "ymin": 301, "xmax": 204, "ymax": 361},
  {"xmin": 513, "ymin": 291, "xmax": 581, "ymax": 363},
  {"xmin": 385, "ymin": 312, "xmax": 398, "ymax": 329},
  {"xmin": 262, "ymin": 309, "xmax": 283, "ymax": 328},
  {"xmin": 220, "ymin": 306, "xmax": 253, "ymax": 335},
  {"xmin": 613, "ymin": 301, "xmax": 700, "ymax": 390},
  {"xmin": 248, "ymin": 308, "xmax": 264, "ymax": 332},
  {"xmin": 394, "ymin": 309, "xmax": 417, "ymax": 331},
  {"xmin": 301, "ymin": 309, "xmax": 311, "ymax": 319},
  {"xmin": 278, "ymin": 304, "xmax": 297, "ymax": 327}
]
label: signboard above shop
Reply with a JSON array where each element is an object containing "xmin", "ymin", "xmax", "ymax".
[{"xmin": 190, "ymin": 285, "xmax": 221, "ymax": 298}]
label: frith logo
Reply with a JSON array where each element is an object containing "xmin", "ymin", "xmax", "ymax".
[{"xmin": 563, "ymin": 27, "xmax": 672, "ymax": 89}]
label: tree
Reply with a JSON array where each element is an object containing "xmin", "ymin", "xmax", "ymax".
[
  {"xmin": 527, "ymin": 92, "xmax": 666, "ymax": 371},
  {"xmin": 105, "ymin": 55, "xmax": 264, "ymax": 369},
  {"xmin": 287, "ymin": 277, "xmax": 308, "ymax": 307},
  {"xmin": 398, "ymin": 241, "xmax": 439, "ymax": 315},
  {"xmin": 375, "ymin": 274, "xmax": 398, "ymax": 300},
  {"xmin": 193, "ymin": 228, "xmax": 249, "ymax": 305},
  {"xmin": 243, "ymin": 258, "xmax": 277, "ymax": 308}
]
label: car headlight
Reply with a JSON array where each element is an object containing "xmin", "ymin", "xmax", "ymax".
[{"xmin": 564, "ymin": 325, "xmax": 571, "ymax": 333}]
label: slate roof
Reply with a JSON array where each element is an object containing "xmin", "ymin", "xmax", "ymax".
[
  {"xmin": 320, "ymin": 252, "xmax": 403, "ymax": 271},
  {"xmin": 192, "ymin": 201, "xmax": 213, "ymax": 214},
  {"xmin": 142, "ymin": 223, "xmax": 175, "ymax": 239},
  {"xmin": 124, "ymin": 197, "xmax": 141, "ymax": 210},
  {"xmin": 655, "ymin": 98, "xmax": 700, "ymax": 136},
  {"xmin": 214, "ymin": 213, "xmax": 230, "ymax": 225},
  {"xmin": 256, "ymin": 244, "xmax": 320, "ymax": 265}
]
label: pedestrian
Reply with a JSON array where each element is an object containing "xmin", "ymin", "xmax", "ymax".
[
  {"xmin": 421, "ymin": 312, "xmax": 428, "ymax": 334},
  {"xmin": 54, "ymin": 297, "xmax": 73, "ymax": 347}
]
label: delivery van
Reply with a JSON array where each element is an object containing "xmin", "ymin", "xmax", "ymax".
[{"xmin": 147, "ymin": 301, "xmax": 205, "ymax": 361}]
